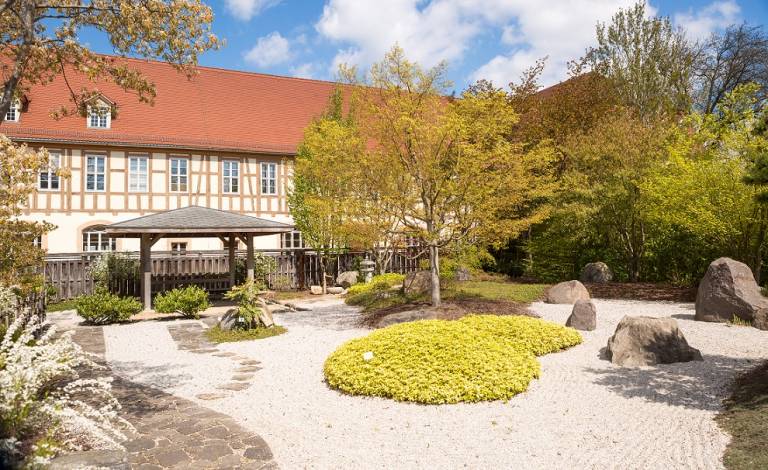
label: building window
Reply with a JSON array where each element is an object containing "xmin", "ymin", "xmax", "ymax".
[
  {"xmin": 39, "ymin": 153, "xmax": 61, "ymax": 191},
  {"xmin": 85, "ymin": 155, "xmax": 106, "ymax": 192},
  {"xmin": 129, "ymin": 156, "xmax": 148, "ymax": 192},
  {"xmin": 261, "ymin": 162, "xmax": 276, "ymax": 195},
  {"xmin": 222, "ymin": 160, "xmax": 239, "ymax": 193},
  {"xmin": 87, "ymin": 105, "xmax": 110, "ymax": 128},
  {"xmin": 82, "ymin": 225, "xmax": 115, "ymax": 252},
  {"xmin": 32, "ymin": 236, "xmax": 42, "ymax": 248},
  {"xmin": 5, "ymin": 100, "xmax": 19, "ymax": 122},
  {"xmin": 281, "ymin": 231, "xmax": 304, "ymax": 249},
  {"xmin": 170, "ymin": 242, "xmax": 187, "ymax": 255},
  {"xmin": 170, "ymin": 157, "xmax": 188, "ymax": 192}
]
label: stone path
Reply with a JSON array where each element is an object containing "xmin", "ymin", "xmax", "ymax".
[{"xmin": 50, "ymin": 325, "xmax": 276, "ymax": 469}]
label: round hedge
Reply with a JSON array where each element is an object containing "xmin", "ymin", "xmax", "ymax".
[
  {"xmin": 458, "ymin": 315, "xmax": 583, "ymax": 356},
  {"xmin": 324, "ymin": 319, "xmax": 540, "ymax": 404}
]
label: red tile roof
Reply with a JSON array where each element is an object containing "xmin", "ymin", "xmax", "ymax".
[{"xmin": 0, "ymin": 57, "xmax": 340, "ymax": 155}]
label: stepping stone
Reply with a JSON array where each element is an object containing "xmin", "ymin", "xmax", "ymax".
[
  {"xmin": 235, "ymin": 366, "xmax": 261, "ymax": 373},
  {"xmin": 231, "ymin": 374, "xmax": 254, "ymax": 381},
  {"xmin": 196, "ymin": 393, "xmax": 228, "ymax": 401},
  {"xmin": 190, "ymin": 348, "xmax": 219, "ymax": 354},
  {"xmin": 212, "ymin": 352, "xmax": 236, "ymax": 357},
  {"xmin": 239, "ymin": 359, "xmax": 261, "ymax": 366},
  {"xmin": 217, "ymin": 382, "xmax": 251, "ymax": 391}
]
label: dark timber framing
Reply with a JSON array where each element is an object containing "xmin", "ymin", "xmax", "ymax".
[{"xmin": 106, "ymin": 206, "xmax": 293, "ymax": 310}]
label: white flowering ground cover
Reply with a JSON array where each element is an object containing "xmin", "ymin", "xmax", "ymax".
[{"xmin": 101, "ymin": 298, "xmax": 767, "ymax": 469}]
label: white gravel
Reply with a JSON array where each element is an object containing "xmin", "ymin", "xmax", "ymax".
[{"xmin": 102, "ymin": 298, "xmax": 768, "ymax": 469}]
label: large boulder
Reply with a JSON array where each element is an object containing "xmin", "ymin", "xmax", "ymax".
[
  {"xmin": 454, "ymin": 267, "xmax": 471, "ymax": 282},
  {"xmin": 606, "ymin": 316, "xmax": 702, "ymax": 367},
  {"xmin": 695, "ymin": 257, "xmax": 768, "ymax": 323},
  {"xmin": 754, "ymin": 308, "xmax": 768, "ymax": 331},
  {"xmin": 580, "ymin": 262, "xmax": 613, "ymax": 283},
  {"xmin": 218, "ymin": 308, "xmax": 241, "ymax": 331},
  {"xmin": 327, "ymin": 286, "xmax": 344, "ymax": 295},
  {"xmin": 309, "ymin": 285, "xmax": 323, "ymax": 295},
  {"xmin": 566, "ymin": 300, "xmax": 597, "ymax": 331},
  {"xmin": 403, "ymin": 271, "xmax": 432, "ymax": 296},
  {"xmin": 544, "ymin": 280, "xmax": 590, "ymax": 304},
  {"xmin": 336, "ymin": 271, "xmax": 359, "ymax": 288}
]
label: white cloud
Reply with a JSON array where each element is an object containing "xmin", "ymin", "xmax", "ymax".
[
  {"xmin": 290, "ymin": 63, "xmax": 318, "ymax": 79},
  {"xmin": 225, "ymin": 0, "xmax": 281, "ymax": 21},
  {"xmin": 244, "ymin": 32, "xmax": 292, "ymax": 68},
  {"xmin": 674, "ymin": 1, "xmax": 741, "ymax": 41}
]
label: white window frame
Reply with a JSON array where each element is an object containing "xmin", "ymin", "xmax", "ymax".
[
  {"xmin": 281, "ymin": 230, "xmax": 304, "ymax": 249},
  {"xmin": 128, "ymin": 155, "xmax": 149, "ymax": 192},
  {"xmin": 85, "ymin": 154, "xmax": 106, "ymax": 192},
  {"xmin": 82, "ymin": 226, "xmax": 115, "ymax": 252},
  {"xmin": 4, "ymin": 99, "xmax": 20, "ymax": 122},
  {"xmin": 87, "ymin": 103, "xmax": 111, "ymax": 129},
  {"xmin": 261, "ymin": 162, "xmax": 277, "ymax": 195},
  {"xmin": 38, "ymin": 153, "xmax": 61, "ymax": 191},
  {"xmin": 170, "ymin": 242, "xmax": 187, "ymax": 255},
  {"xmin": 169, "ymin": 157, "xmax": 189, "ymax": 192},
  {"xmin": 222, "ymin": 160, "xmax": 239, "ymax": 194}
]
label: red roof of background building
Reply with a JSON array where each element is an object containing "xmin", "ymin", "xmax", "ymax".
[{"xmin": 0, "ymin": 57, "xmax": 339, "ymax": 155}]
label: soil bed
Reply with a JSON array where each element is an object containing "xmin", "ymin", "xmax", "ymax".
[{"xmin": 585, "ymin": 282, "xmax": 697, "ymax": 302}]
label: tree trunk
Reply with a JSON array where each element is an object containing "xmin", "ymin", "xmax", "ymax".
[
  {"xmin": 429, "ymin": 244, "xmax": 441, "ymax": 307},
  {"xmin": 320, "ymin": 257, "xmax": 328, "ymax": 294}
]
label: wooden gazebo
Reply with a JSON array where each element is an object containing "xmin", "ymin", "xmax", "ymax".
[{"xmin": 106, "ymin": 206, "xmax": 293, "ymax": 310}]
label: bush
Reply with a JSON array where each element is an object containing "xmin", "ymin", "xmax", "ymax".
[
  {"xmin": 324, "ymin": 315, "xmax": 582, "ymax": 404},
  {"xmin": 346, "ymin": 273, "xmax": 405, "ymax": 297},
  {"xmin": 224, "ymin": 280, "xmax": 266, "ymax": 328},
  {"xmin": 75, "ymin": 289, "xmax": 142, "ymax": 324},
  {"xmin": 154, "ymin": 286, "xmax": 210, "ymax": 319}
]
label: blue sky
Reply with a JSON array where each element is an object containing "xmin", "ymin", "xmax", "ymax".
[{"xmin": 97, "ymin": 1, "xmax": 768, "ymax": 92}]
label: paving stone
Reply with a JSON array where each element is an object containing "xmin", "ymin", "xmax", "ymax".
[
  {"xmin": 124, "ymin": 436, "xmax": 157, "ymax": 452},
  {"xmin": 243, "ymin": 444, "xmax": 273, "ymax": 461},
  {"xmin": 218, "ymin": 382, "xmax": 251, "ymax": 391},
  {"xmin": 190, "ymin": 443, "xmax": 233, "ymax": 461},
  {"xmin": 212, "ymin": 352, "xmax": 237, "ymax": 357},
  {"xmin": 235, "ymin": 366, "xmax": 262, "ymax": 373},
  {"xmin": 239, "ymin": 359, "xmax": 261, "ymax": 366},
  {"xmin": 154, "ymin": 449, "xmax": 191, "ymax": 467},
  {"xmin": 196, "ymin": 392, "xmax": 228, "ymax": 400},
  {"xmin": 231, "ymin": 373, "xmax": 255, "ymax": 381},
  {"xmin": 201, "ymin": 425, "xmax": 233, "ymax": 439}
]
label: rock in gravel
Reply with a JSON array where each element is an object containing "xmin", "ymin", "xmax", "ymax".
[
  {"xmin": 544, "ymin": 280, "xmax": 590, "ymax": 304},
  {"xmin": 336, "ymin": 271, "xmax": 359, "ymax": 288},
  {"xmin": 566, "ymin": 300, "xmax": 597, "ymax": 331},
  {"xmin": 310, "ymin": 285, "xmax": 323, "ymax": 295},
  {"xmin": 327, "ymin": 286, "xmax": 344, "ymax": 294},
  {"xmin": 754, "ymin": 308, "xmax": 768, "ymax": 331},
  {"xmin": 606, "ymin": 316, "xmax": 703, "ymax": 367},
  {"xmin": 403, "ymin": 271, "xmax": 432, "ymax": 296},
  {"xmin": 218, "ymin": 308, "xmax": 241, "ymax": 331},
  {"xmin": 580, "ymin": 262, "xmax": 613, "ymax": 283},
  {"xmin": 695, "ymin": 257, "xmax": 768, "ymax": 323}
]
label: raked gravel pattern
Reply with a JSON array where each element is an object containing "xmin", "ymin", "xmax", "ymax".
[{"xmin": 103, "ymin": 298, "xmax": 768, "ymax": 469}]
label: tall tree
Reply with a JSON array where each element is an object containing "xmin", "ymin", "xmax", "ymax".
[
  {"xmin": 351, "ymin": 46, "xmax": 555, "ymax": 306},
  {"xmin": 694, "ymin": 23, "xmax": 768, "ymax": 114},
  {"xmin": 584, "ymin": 1, "xmax": 694, "ymax": 120}
]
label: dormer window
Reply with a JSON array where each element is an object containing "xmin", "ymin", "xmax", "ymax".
[
  {"xmin": 87, "ymin": 104, "xmax": 110, "ymax": 129},
  {"xmin": 4, "ymin": 100, "xmax": 20, "ymax": 122}
]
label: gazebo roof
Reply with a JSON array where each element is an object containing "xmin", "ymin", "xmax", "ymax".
[{"xmin": 106, "ymin": 206, "xmax": 293, "ymax": 238}]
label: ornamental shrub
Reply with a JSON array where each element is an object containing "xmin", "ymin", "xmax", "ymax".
[
  {"xmin": 346, "ymin": 273, "xmax": 405, "ymax": 297},
  {"xmin": 75, "ymin": 289, "xmax": 142, "ymax": 325},
  {"xmin": 324, "ymin": 315, "xmax": 582, "ymax": 404},
  {"xmin": 154, "ymin": 286, "xmax": 210, "ymax": 319}
]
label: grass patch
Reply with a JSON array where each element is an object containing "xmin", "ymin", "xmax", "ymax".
[
  {"xmin": 445, "ymin": 281, "xmax": 549, "ymax": 303},
  {"xmin": 271, "ymin": 291, "xmax": 310, "ymax": 301},
  {"xmin": 205, "ymin": 325, "xmax": 287, "ymax": 343},
  {"xmin": 729, "ymin": 315, "xmax": 753, "ymax": 327},
  {"xmin": 324, "ymin": 315, "xmax": 581, "ymax": 404},
  {"xmin": 45, "ymin": 299, "xmax": 78, "ymax": 312},
  {"xmin": 717, "ymin": 361, "xmax": 768, "ymax": 469}
]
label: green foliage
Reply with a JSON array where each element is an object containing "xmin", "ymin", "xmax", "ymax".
[
  {"xmin": 234, "ymin": 254, "xmax": 277, "ymax": 286},
  {"xmin": 154, "ymin": 286, "xmax": 210, "ymax": 319},
  {"xmin": 75, "ymin": 289, "xmax": 142, "ymax": 324},
  {"xmin": 224, "ymin": 280, "xmax": 266, "ymax": 328},
  {"xmin": 205, "ymin": 325, "xmax": 286, "ymax": 343},
  {"xmin": 324, "ymin": 315, "xmax": 582, "ymax": 404},
  {"xmin": 346, "ymin": 273, "xmax": 405, "ymax": 296},
  {"xmin": 45, "ymin": 299, "xmax": 78, "ymax": 313},
  {"xmin": 89, "ymin": 252, "xmax": 139, "ymax": 289}
]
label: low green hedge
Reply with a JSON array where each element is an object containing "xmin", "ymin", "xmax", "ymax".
[
  {"xmin": 323, "ymin": 315, "xmax": 583, "ymax": 404},
  {"xmin": 346, "ymin": 273, "xmax": 405, "ymax": 297},
  {"xmin": 75, "ymin": 290, "xmax": 142, "ymax": 325},
  {"xmin": 154, "ymin": 286, "xmax": 211, "ymax": 319}
]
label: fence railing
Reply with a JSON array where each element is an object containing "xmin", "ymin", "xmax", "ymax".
[{"xmin": 44, "ymin": 248, "xmax": 424, "ymax": 300}]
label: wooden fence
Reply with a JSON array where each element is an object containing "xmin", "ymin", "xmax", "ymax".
[{"xmin": 44, "ymin": 249, "xmax": 423, "ymax": 300}]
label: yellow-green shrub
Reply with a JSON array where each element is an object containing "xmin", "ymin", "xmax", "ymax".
[
  {"xmin": 324, "ymin": 319, "xmax": 540, "ymax": 404},
  {"xmin": 346, "ymin": 273, "xmax": 405, "ymax": 296},
  {"xmin": 458, "ymin": 315, "xmax": 583, "ymax": 356}
]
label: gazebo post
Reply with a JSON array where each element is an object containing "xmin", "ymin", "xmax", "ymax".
[
  {"xmin": 228, "ymin": 233, "xmax": 237, "ymax": 288},
  {"xmin": 246, "ymin": 234, "xmax": 255, "ymax": 280},
  {"xmin": 140, "ymin": 233, "xmax": 152, "ymax": 311}
]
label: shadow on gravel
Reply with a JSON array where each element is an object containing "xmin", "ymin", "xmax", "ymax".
[
  {"xmin": 670, "ymin": 313, "xmax": 696, "ymax": 320},
  {"xmin": 586, "ymin": 354, "xmax": 762, "ymax": 411}
]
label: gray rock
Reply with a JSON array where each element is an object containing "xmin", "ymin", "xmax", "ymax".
[
  {"xmin": 580, "ymin": 262, "xmax": 613, "ymax": 283},
  {"xmin": 566, "ymin": 299, "xmax": 597, "ymax": 331},
  {"xmin": 49, "ymin": 449, "xmax": 128, "ymax": 470},
  {"xmin": 695, "ymin": 257, "xmax": 768, "ymax": 323},
  {"xmin": 454, "ymin": 266, "xmax": 471, "ymax": 281},
  {"xmin": 327, "ymin": 286, "xmax": 344, "ymax": 294},
  {"xmin": 754, "ymin": 308, "xmax": 768, "ymax": 331},
  {"xmin": 336, "ymin": 270, "xmax": 359, "ymax": 288},
  {"xmin": 218, "ymin": 308, "xmax": 241, "ymax": 331},
  {"xmin": 309, "ymin": 285, "xmax": 323, "ymax": 295},
  {"xmin": 544, "ymin": 280, "xmax": 590, "ymax": 304},
  {"xmin": 403, "ymin": 270, "xmax": 433, "ymax": 296},
  {"xmin": 606, "ymin": 316, "xmax": 703, "ymax": 367}
]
